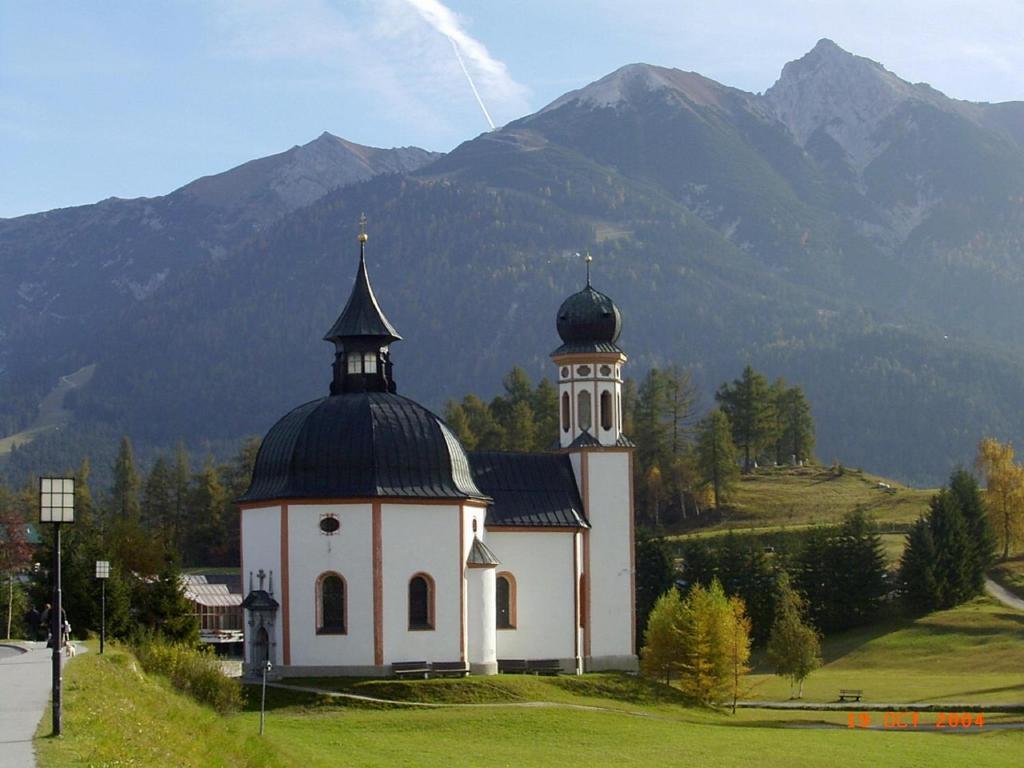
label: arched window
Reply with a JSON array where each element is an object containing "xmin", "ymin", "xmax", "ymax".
[
  {"xmin": 600, "ymin": 390, "xmax": 612, "ymax": 431},
  {"xmin": 316, "ymin": 573, "xmax": 346, "ymax": 634},
  {"xmin": 561, "ymin": 392, "xmax": 571, "ymax": 433},
  {"xmin": 577, "ymin": 390, "xmax": 592, "ymax": 431},
  {"xmin": 408, "ymin": 573, "xmax": 434, "ymax": 630},
  {"xmin": 496, "ymin": 572, "xmax": 516, "ymax": 629}
]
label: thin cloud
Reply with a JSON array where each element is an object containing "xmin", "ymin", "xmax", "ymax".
[{"xmin": 205, "ymin": 0, "xmax": 529, "ymax": 139}]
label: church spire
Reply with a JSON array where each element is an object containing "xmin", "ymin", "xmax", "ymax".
[{"xmin": 324, "ymin": 215, "xmax": 401, "ymax": 395}]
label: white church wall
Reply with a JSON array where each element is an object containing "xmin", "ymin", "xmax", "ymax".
[
  {"xmin": 241, "ymin": 505, "xmax": 282, "ymax": 664},
  {"xmin": 286, "ymin": 503, "xmax": 374, "ymax": 667},
  {"xmin": 488, "ymin": 530, "xmax": 576, "ymax": 661},
  {"xmin": 381, "ymin": 504, "xmax": 463, "ymax": 663},
  {"xmin": 585, "ymin": 451, "xmax": 636, "ymax": 667}
]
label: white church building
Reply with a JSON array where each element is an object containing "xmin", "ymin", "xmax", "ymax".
[{"xmin": 239, "ymin": 225, "xmax": 637, "ymax": 676}]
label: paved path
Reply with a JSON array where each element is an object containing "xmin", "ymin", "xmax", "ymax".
[
  {"xmin": 0, "ymin": 642, "xmax": 52, "ymax": 768},
  {"xmin": 986, "ymin": 577, "xmax": 1024, "ymax": 611}
]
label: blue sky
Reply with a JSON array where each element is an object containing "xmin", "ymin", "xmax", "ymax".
[{"xmin": 3, "ymin": 0, "xmax": 1023, "ymax": 218}]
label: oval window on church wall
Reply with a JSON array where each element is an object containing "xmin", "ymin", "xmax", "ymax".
[
  {"xmin": 561, "ymin": 392, "xmax": 570, "ymax": 432},
  {"xmin": 577, "ymin": 390, "xmax": 592, "ymax": 431}
]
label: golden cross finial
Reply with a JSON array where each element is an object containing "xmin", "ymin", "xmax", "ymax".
[{"xmin": 358, "ymin": 212, "xmax": 368, "ymax": 243}]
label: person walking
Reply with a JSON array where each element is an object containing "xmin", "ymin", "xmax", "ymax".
[{"xmin": 24, "ymin": 605, "xmax": 41, "ymax": 641}]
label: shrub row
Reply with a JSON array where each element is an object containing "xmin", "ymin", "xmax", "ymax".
[{"xmin": 134, "ymin": 638, "xmax": 242, "ymax": 712}]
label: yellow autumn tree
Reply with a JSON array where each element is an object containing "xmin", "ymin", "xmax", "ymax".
[{"xmin": 976, "ymin": 438, "xmax": 1024, "ymax": 560}]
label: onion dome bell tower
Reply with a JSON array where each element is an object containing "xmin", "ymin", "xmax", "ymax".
[
  {"xmin": 324, "ymin": 215, "xmax": 402, "ymax": 395},
  {"xmin": 551, "ymin": 255, "xmax": 629, "ymax": 448}
]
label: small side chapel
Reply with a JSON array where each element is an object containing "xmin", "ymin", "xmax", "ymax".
[{"xmin": 239, "ymin": 223, "xmax": 637, "ymax": 676}]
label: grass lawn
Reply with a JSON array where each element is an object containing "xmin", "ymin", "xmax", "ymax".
[
  {"xmin": 990, "ymin": 557, "xmax": 1024, "ymax": 601},
  {"xmin": 748, "ymin": 598, "xmax": 1024, "ymax": 705},
  {"xmin": 684, "ymin": 466, "xmax": 934, "ymax": 534},
  {"xmin": 40, "ymin": 623, "xmax": 1024, "ymax": 768}
]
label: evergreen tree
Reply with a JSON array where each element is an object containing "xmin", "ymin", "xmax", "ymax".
[
  {"xmin": 829, "ymin": 510, "xmax": 888, "ymax": 630},
  {"xmin": 640, "ymin": 588, "xmax": 684, "ymax": 684},
  {"xmin": 775, "ymin": 385, "xmax": 815, "ymax": 464},
  {"xmin": 531, "ymin": 378, "xmax": 559, "ymax": 450},
  {"xmin": 504, "ymin": 400, "xmax": 537, "ymax": 452},
  {"xmin": 727, "ymin": 596, "xmax": 753, "ymax": 714},
  {"xmin": 110, "ymin": 436, "xmax": 142, "ymax": 521},
  {"xmin": 444, "ymin": 401, "xmax": 477, "ymax": 449},
  {"xmin": 660, "ymin": 365, "xmax": 699, "ymax": 457},
  {"xmin": 461, "ymin": 394, "xmax": 505, "ymax": 450},
  {"xmin": 766, "ymin": 572, "xmax": 821, "ymax": 698},
  {"xmin": 186, "ymin": 458, "xmax": 228, "ymax": 566},
  {"xmin": 716, "ymin": 366, "xmax": 776, "ymax": 471},
  {"xmin": 696, "ymin": 409, "xmax": 739, "ymax": 508},
  {"xmin": 899, "ymin": 517, "xmax": 940, "ymax": 612},
  {"xmin": 928, "ymin": 489, "xmax": 971, "ymax": 608},
  {"xmin": 171, "ymin": 442, "xmax": 191, "ymax": 553},
  {"xmin": 143, "ymin": 456, "xmax": 174, "ymax": 535},
  {"xmin": 948, "ymin": 468, "xmax": 995, "ymax": 595},
  {"xmin": 635, "ymin": 536, "xmax": 676, "ymax": 650},
  {"xmin": 677, "ymin": 580, "xmax": 736, "ymax": 705},
  {"xmin": 135, "ymin": 554, "xmax": 199, "ymax": 643}
]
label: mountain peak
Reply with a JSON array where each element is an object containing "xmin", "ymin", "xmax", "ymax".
[
  {"xmin": 537, "ymin": 62, "xmax": 729, "ymax": 116},
  {"xmin": 765, "ymin": 39, "xmax": 926, "ymax": 167}
]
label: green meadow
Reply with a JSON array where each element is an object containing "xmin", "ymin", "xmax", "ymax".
[{"xmin": 38, "ymin": 597, "xmax": 1024, "ymax": 768}]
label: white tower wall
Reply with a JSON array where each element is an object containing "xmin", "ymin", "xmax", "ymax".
[
  {"xmin": 554, "ymin": 354, "xmax": 626, "ymax": 448},
  {"xmin": 466, "ymin": 566, "xmax": 497, "ymax": 674}
]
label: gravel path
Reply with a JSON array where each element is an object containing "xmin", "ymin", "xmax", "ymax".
[{"xmin": 985, "ymin": 577, "xmax": 1024, "ymax": 612}]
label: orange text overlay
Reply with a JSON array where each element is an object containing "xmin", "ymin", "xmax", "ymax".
[{"xmin": 847, "ymin": 712, "xmax": 986, "ymax": 729}]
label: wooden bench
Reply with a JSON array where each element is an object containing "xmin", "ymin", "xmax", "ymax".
[
  {"xmin": 498, "ymin": 659, "xmax": 528, "ymax": 674},
  {"xmin": 838, "ymin": 689, "xmax": 863, "ymax": 702},
  {"xmin": 526, "ymin": 659, "xmax": 562, "ymax": 676},
  {"xmin": 392, "ymin": 661, "xmax": 430, "ymax": 679},
  {"xmin": 431, "ymin": 661, "xmax": 469, "ymax": 678}
]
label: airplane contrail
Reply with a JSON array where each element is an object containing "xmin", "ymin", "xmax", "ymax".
[{"xmin": 447, "ymin": 35, "xmax": 495, "ymax": 130}]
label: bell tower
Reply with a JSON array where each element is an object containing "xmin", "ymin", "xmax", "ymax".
[
  {"xmin": 323, "ymin": 214, "xmax": 402, "ymax": 395},
  {"xmin": 551, "ymin": 255, "xmax": 627, "ymax": 448},
  {"xmin": 551, "ymin": 254, "xmax": 637, "ymax": 672}
]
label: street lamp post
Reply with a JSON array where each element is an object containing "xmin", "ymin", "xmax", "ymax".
[
  {"xmin": 260, "ymin": 660, "xmax": 272, "ymax": 736},
  {"xmin": 95, "ymin": 561, "xmax": 110, "ymax": 655},
  {"xmin": 39, "ymin": 477, "xmax": 74, "ymax": 737}
]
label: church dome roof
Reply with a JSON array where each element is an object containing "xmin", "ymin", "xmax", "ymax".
[
  {"xmin": 240, "ymin": 392, "xmax": 487, "ymax": 503},
  {"xmin": 553, "ymin": 284, "xmax": 623, "ymax": 355}
]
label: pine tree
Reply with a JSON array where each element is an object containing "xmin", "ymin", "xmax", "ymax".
[
  {"xmin": 187, "ymin": 458, "xmax": 228, "ymax": 566},
  {"xmin": 136, "ymin": 555, "xmax": 199, "ymax": 644},
  {"xmin": 171, "ymin": 442, "xmax": 191, "ymax": 553},
  {"xmin": 948, "ymin": 467, "xmax": 995, "ymax": 595},
  {"xmin": 775, "ymin": 385, "xmax": 815, "ymax": 464},
  {"xmin": 928, "ymin": 489, "xmax": 971, "ymax": 608},
  {"xmin": 444, "ymin": 401, "xmax": 478, "ymax": 449},
  {"xmin": 635, "ymin": 537, "xmax": 676, "ymax": 651},
  {"xmin": 715, "ymin": 366, "xmax": 776, "ymax": 471},
  {"xmin": 696, "ymin": 409, "xmax": 739, "ymax": 508},
  {"xmin": 461, "ymin": 395, "xmax": 505, "ymax": 450},
  {"xmin": 504, "ymin": 400, "xmax": 537, "ymax": 452},
  {"xmin": 531, "ymin": 378, "xmax": 559, "ymax": 450},
  {"xmin": 640, "ymin": 588, "xmax": 684, "ymax": 684},
  {"xmin": 899, "ymin": 517, "xmax": 939, "ymax": 612},
  {"xmin": 727, "ymin": 596, "xmax": 753, "ymax": 714},
  {"xmin": 110, "ymin": 436, "xmax": 142, "ymax": 521},
  {"xmin": 143, "ymin": 456, "xmax": 174, "ymax": 535},
  {"xmin": 678, "ymin": 580, "xmax": 735, "ymax": 705},
  {"xmin": 766, "ymin": 572, "xmax": 821, "ymax": 698}
]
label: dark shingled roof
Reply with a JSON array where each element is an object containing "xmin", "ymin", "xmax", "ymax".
[
  {"xmin": 323, "ymin": 252, "xmax": 402, "ymax": 343},
  {"xmin": 466, "ymin": 536, "xmax": 501, "ymax": 566},
  {"xmin": 241, "ymin": 590, "xmax": 279, "ymax": 612},
  {"xmin": 553, "ymin": 284, "xmax": 623, "ymax": 355},
  {"xmin": 468, "ymin": 451, "xmax": 588, "ymax": 528},
  {"xmin": 240, "ymin": 392, "xmax": 487, "ymax": 503}
]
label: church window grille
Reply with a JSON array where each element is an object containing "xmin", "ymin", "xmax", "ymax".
[
  {"xmin": 577, "ymin": 365, "xmax": 591, "ymax": 377},
  {"xmin": 561, "ymin": 392, "xmax": 570, "ymax": 433},
  {"xmin": 577, "ymin": 390, "xmax": 592, "ymax": 431},
  {"xmin": 408, "ymin": 574, "xmax": 434, "ymax": 630},
  {"xmin": 600, "ymin": 365, "xmax": 612, "ymax": 377},
  {"xmin": 496, "ymin": 572, "xmax": 516, "ymax": 629},
  {"xmin": 600, "ymin": 390, "xmax": 612, "ymax": 431},
  {"xmin": 316, "ymin": 573, "xmax": 346, "ymax": 634}
]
